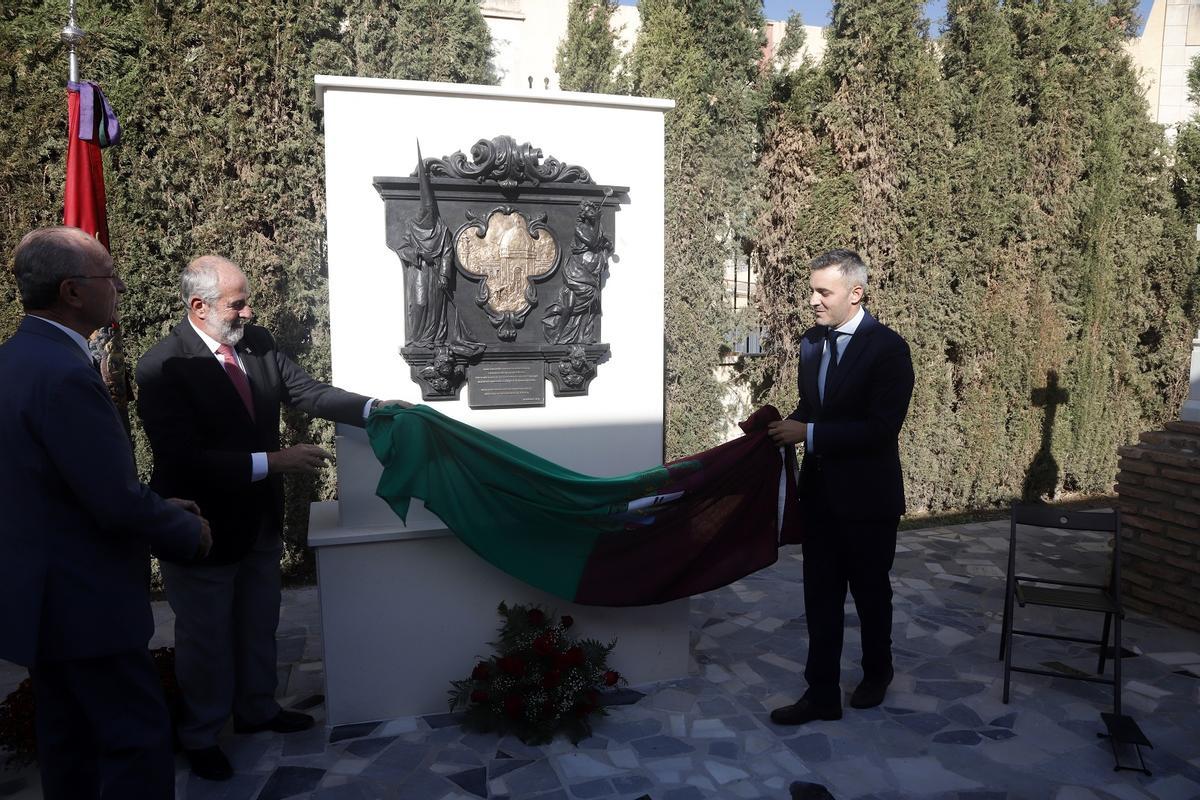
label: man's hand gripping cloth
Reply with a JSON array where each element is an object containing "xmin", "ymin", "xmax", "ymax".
[{"xmin": 366, "ymin": 404, "xmax": 803, "ymax": 606}]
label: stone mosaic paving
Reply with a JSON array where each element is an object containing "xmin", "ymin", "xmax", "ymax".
[{"xmin": 2, "ymin": 517, "xmax": 1199, "ymax": 799}]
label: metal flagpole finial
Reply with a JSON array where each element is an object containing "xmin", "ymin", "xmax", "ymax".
[{"xmin": 61, "ymin": 0, "xmax": 85, "ymax": 83}]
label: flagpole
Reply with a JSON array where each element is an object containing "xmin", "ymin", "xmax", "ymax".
[
  {"xmin": 61, "ymin": 0, "xmax": 84, "ymax": 83},
  {"xmin": 61, "ymin": 2, "xmax": 134, "ymax": 435}
]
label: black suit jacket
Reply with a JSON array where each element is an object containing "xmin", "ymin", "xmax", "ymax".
[
  {"xmin": 788, "ymin": 309, "xmax": 914, "ymax": 522},
  {"xmin": 0, "ymin": 317, "xmax": 200, "ymax": 665},
  {"xmin": 135, "ymin": 321, "xmax": 370, "ymax": 565}
]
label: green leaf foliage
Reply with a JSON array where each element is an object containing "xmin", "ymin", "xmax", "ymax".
[{"xmin": 0, "ymin": 0, "xmax": 495, "ymax": 579}]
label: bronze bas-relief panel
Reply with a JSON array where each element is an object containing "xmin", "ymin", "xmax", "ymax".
[{"xmin": 455, "ymin": 211, "xmax": 559, "ymax": 314}]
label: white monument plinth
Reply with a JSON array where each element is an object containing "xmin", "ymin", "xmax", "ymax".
[
  {"xmin": 310, "ymin": 76, "xmax": 683, "ymax": 725},
  {"xmin": 1183, "ymin": 329, "xmax": 1200, "ymax": 422}
]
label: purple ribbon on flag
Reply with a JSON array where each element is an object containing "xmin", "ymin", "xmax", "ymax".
[{"xmin": 67, "ymin": 81, "xmax": 121, "ymax": 148}]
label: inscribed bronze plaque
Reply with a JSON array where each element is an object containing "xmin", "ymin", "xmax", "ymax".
[
  {"xmin": 467, "ymin": 360, "xmax": 546, "ymax": 408},
  {"xmin": 455, "ymin": 210, "xmax": 558, "ymax": 315}
]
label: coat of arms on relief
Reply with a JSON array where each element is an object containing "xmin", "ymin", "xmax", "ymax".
[{"xmin": 455, "ymin": 208, "xmax": 559, "ymax": 342}]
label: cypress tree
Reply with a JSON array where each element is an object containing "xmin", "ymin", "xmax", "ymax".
[
  {"xmin": 751, "ymin": 17, "xmax": 845, "ymax": 418},
  {"xmin": 940, "ymin": 0, "xmax": 1039, "ymax": 505},
  {"xmin": 811, "ymin": 0, "xmax": 958, "ymax": 513},
  {"xmin": 1007, "ymin": 0, "xmax": 1196, "ymax": 499},
  {"xmin": 555, "ymin": 0, "xmax": 621, "ymax": 93},
  {"xmin": 628, "ymin": 0, "xmax": 766, "ymax": 458},
  {"xmin": 0, "ymin": 1, "xmax": 73, "ymax": 337},
  {"xmin": 342, "ymin": 0, "xmax": 496, "ymax": 84}
]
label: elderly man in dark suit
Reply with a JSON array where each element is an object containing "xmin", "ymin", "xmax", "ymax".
[
  {"xmin": 767, "ymin": 249, "xmax": 915, "ymax": 725},
  {"xmin": 136, "ymin": 254, "xmax": 403, "ymax": 781},
  {"xmin": 0, "ymin": 226, "xmax": 210, "ymax": 799}
]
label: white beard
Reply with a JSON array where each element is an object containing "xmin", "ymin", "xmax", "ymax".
[{"xmin": 213, "ymin": 317, "xmax": 246, "ymax": 346}]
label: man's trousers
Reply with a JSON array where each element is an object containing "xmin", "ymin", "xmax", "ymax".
[
  {"xmin": 160, "ymin": 527, "xmax": 283, "ymax": 749},
  {"xmin": 30, "ymin": 649, "xmax": 174, "ymax": 799},
  {"xmin": 800, "ymin": 505, "xmax": 899, "ymax": 707}
]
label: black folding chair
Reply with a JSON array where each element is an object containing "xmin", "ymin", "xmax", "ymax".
[{"xmin": 998, "ymin": 504, "xmax": 1150, "ymax": 773}]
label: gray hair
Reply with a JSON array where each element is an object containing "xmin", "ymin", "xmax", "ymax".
[
  {"xmin": 180, "ymin": 255, "xmax": 229, "ymax": 308},
  {"xmin": 12, "ymin": 227, "xmax": 98, "ymax": 310},
  {"xmin": 810, "ymin": 249, "xmax": 869, "ymax": 293}
]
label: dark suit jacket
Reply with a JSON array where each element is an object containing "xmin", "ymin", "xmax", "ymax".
[
  {"xmin": 0, "ymin": 317, "xmax": 200, "ymax": 666},
  {"xmin": 135, "ymin": 321, "xmax": 370, "ymax": 565},
  {"xmin": 788, "ymin": 309, "xmax": 915, "ymax": 522}
]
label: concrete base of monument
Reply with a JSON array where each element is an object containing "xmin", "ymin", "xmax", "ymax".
[{"xmin": 308, "ymin": 500, "xmax": 690, "ymax": 727}]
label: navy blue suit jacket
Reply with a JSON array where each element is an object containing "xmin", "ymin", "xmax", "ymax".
[
  {"xmin": 135, "ymin": 321, "xmax": 370, "ymax": 565},
  {"xmin": 788, "ymin": 309, "xmax": 914, "ymax": 521},
  {"xmin": 0, "ymin": 317, "xmax": 201, "ymax": 666}
]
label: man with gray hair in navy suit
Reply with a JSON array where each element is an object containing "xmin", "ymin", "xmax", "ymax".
[
  {"xmin": 0, "ymin": 226, "xmax": 211, "ymax": 799},
  {"xmin": 767, "ymin": 249, "xmax": 915, "ymax": 725}
]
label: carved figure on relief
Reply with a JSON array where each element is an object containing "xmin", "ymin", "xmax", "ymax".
[
  {"xmin": 397, "ymin": 144, "xmax": 483, "ymax": 357},
  {"xmin": 542, "ymin": 199, "xmax": 613, "ymax": 345}
]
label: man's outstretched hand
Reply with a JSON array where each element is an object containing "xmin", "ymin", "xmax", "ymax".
[
  {"xmin": 767, "ymin": 419, "xmax": 807, "ymax": 446},
  {"xmin": 268, "ymin": 444, "xmax": 333, "ymax": 475}
]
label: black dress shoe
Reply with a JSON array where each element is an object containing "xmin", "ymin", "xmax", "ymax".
[
  {"xmin": 790, "ymin": 781, "xmax": 837, "ymax": 800},
  {"xmin": 849, "ymin": 667, "xmax": 894, "ymax": 709},
  {"xmin": 185, "ymin": 746, "xmax": 233, "ymax": 781},
  {"xmin": 234, "ymin": 708, "xmax": 315, "ymax": 734},
  {"xmin": 769, "ymin": 697, "xmax": 843, "ymax": 725}
]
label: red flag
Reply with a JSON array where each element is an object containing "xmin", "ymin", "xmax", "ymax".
[{"xmin": 64, "ymin": 82, "xmax": 112, "ymax": 250}]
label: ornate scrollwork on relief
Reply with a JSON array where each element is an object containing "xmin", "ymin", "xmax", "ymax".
[
  {"xmin": 422, "ymin": 135, "xmax": 593, "ymax": 189},
  {"xmin": 455, "ymin": 207, "xmax": 560, "ymax": 341}
]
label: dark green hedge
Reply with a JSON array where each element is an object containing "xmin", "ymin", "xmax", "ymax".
[
  {"xmin": 0, "ymin": 0, "xmax": 495, "ymax": 579},
  {"xmin": 750, "ymin": 0, "xmax": 1200, "ymax": 513}
]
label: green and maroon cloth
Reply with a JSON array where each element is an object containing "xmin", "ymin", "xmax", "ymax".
[{"xmin": 366, "ymin": 404, "xmax": 802, "ymax": 606}]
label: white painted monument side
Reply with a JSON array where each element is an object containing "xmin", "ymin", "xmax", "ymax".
[
  {"xmin": 1183, "ymin": 329, "xmax": 1200, "ymax": 422},
  {"xmin": 311, "ymin": 76, "xmax": 684, "ymax": 724}
]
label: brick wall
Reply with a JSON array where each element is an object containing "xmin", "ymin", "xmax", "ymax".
[{"xmin": 1115, "ymin": 421, "xmax": 1200, "ymax": 633}]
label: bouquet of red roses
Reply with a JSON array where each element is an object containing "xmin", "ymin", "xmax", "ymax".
[{"xmin": 448, "ymin": 602, "xmax": 623, "ymax": 744}]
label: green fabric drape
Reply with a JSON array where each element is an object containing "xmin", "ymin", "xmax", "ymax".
[{"xmin": 367, "ymin": 405, "xmax": 682, "ymax": 600}]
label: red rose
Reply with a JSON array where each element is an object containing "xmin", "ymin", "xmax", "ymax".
[
  {"xmin": 470, "ymin": 689, "xmax": 489, "ymax": 704},
  {"xmin": 471, "ymin": 662, "xmax": 491, "ymax": 681},
  {"xmin": 553, "ymin": 651, "xmax": 572, "ymax": 669},
  {"xmin": 503, "ymin": 694, "xmax": 525, "ymax": 718},
  {"xmin": 527, "ymin": 608, "xmax": 546, "ymax": 626},
  {"xmin": 560, "ymin": 615, "xmax": 574, "ymax": 629},
  {"xmin": 542, "ymin": 669, "xmax": 562, "ymax": 689},
  {"xmin": 533, "ymin": 634, "xmax": 556, "ymax": 656},
  {"xmin": 566, "ymin": 646, "xmax": 585, "ymax": 666},
  {"xmin": 585, "ymin": 690, "xmax": 600, "ymax": 707},
  {"xmin": 574, "ymin": 704, "xmax": 590, "ymax": 718},
  {"xmin": 603, "ymin": 670, "xmax": 620, "ymax": 686},
  {"xmin": 499, "ymin": 656, "xmax": 526, "ymax": 677}
]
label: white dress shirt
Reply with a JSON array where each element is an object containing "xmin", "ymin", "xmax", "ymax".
[
  {"xmin": 30, "ymin": 315, "xmax": 94, "ymax": 363},
  {"xmin": 807, "ymin": 305, "xmax": 865, "ymax": 454}
]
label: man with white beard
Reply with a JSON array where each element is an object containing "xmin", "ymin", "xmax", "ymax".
[{"xmin": 136, "ymin": 255, "xmax": 404, "ymax": 781}]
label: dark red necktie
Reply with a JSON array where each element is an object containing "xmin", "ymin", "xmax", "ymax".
[{"xmin": 216, "ymin": 343, "xmax": 255, "ymax": 419}]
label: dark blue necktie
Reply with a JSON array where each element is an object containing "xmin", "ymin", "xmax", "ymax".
[{"xmin": 823, "ymin": 328, "xmax": 846, "ymax": 399}]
